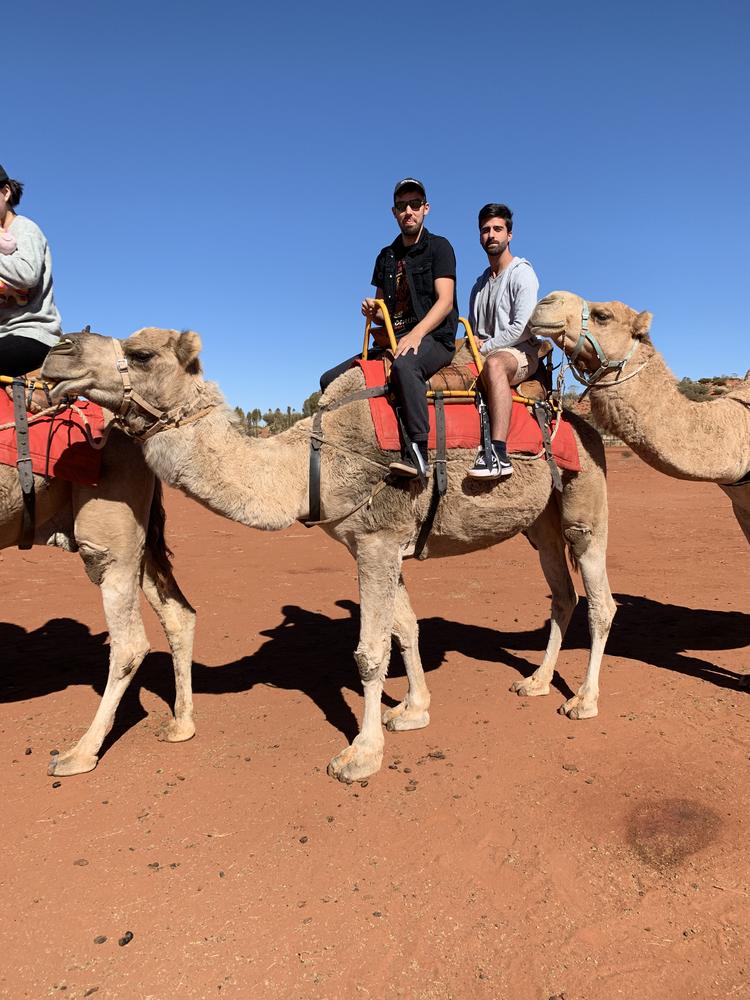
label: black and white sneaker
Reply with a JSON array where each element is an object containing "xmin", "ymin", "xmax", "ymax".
[
  {"xmin": 389, "ymin": 442, "xmax": 429, "ymax": 479},
  {"xmin": 467, "ymin": 448, "xmax": 513, "ymax": 480}
]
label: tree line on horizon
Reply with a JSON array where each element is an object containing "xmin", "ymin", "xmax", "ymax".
[{"xmin": 233, "ymin": 390, "xmax": 321, "ymax": 436}]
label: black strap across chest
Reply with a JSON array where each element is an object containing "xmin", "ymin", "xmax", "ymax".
[{"xmin": 306, "ymin": 385, "xmax": 389, "ymax": 525}]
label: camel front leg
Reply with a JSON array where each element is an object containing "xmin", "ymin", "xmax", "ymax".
[
  {"xmin": 328, "ymin": 536, "xmax": 402, "ymax": 783},
  {"xmin": 558, "ymin": 524, "xmax": 616, "ymax": 720},
  {"xmin": 382, "ymin": 574, "xmax": 431, "ymax": 731},
  {"xmin": 511, "ymin": 500, "xmax": 578, "ymax": 698},
  {"xmin": 48, "ymin": 541, "xmax": 150, "ymax": 776},
  {"xmin": 141, "ymin": 552, "xmax": 197, "ymax": 743}
]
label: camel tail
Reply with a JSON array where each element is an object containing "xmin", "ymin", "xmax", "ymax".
[{"xmin": 146, "ymin": 479, "xmax": 174, "ymax": 593}]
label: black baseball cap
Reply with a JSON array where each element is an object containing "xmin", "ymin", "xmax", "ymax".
[
  {"xmin": 0, "ymin": 165, "xmax": 8, "ymax": 187},
  {"xmin": 393, "ymin": 177, "xmax": 426, "ymax": 201}
]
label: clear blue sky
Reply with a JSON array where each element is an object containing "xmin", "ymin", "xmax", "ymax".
[{"xmin": 10, "ymin": 0, "xmax": 749, "ymax": 412}]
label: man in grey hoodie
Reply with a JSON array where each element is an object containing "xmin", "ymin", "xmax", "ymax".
[{"xmin": 467, "ymin": 203, "xmax": 539, "ymax": 479}]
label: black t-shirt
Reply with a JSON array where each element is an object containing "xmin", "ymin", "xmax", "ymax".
[
  {"xmin": 371, "ymin": 231, "xmax": 458, "ymax": 348},
  {"xmin": 390, "ymin": 243, "xmax": 418, "ymax": 335}
]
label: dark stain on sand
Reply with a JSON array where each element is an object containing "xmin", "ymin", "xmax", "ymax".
[{"xmin": 627, "ymin": 797, "xmax": 722, "ymax": 869}]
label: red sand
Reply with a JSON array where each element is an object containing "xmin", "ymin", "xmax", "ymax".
[{"xmin": 0, "ymin": 450, "xmax": 748, "ymax": 999}]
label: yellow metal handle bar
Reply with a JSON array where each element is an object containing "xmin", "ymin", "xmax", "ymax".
[
  {"xmin": 457, "ymin": 316, "xmax": 484, "ymax": 373},
  {"xmin": 360, "ymin": 306, "xmax": 534, "ymax": 405},
  {"xmin": 362, "ymin": 299, "xmax": 398, "ymax": 359}
]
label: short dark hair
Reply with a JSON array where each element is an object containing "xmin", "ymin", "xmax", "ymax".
[
  {"xmin": 478, "ymin": 203, "xmax": 513, "ymax": 232},
  {"xmin": 5, "ymin": 179, "xmax": 24, "ymax": 207}
]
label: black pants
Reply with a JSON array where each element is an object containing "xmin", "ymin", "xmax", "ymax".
[
  {"xmin": 0, "ymin": 335, "xmax": 51, "ymax": 377},
  {"xmin": 320, "ymin": 337, "xmax": 454, "ymax": 443}
]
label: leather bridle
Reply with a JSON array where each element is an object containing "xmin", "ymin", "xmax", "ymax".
[
  {"xmin": 567, "ymin": 302, "xmax": 645, "ymax": 391},
  {"xmin": 110, "ymin": 338, "xmax": 215, "ymax": 441}
]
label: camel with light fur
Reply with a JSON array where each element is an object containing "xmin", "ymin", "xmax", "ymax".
[
  {"xmin": 0, "ymin": 430, "xmax": 196, "ymax": 777},
  {"xmin": 529, "ymin": 291, "xmax": 750, "ymax": 545},
  {"xmin": 43, "ymin": 327, "xmax": 617, "ymax": 783}
]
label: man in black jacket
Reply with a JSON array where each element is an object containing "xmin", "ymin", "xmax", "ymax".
[{"xmin": 320, "ymin": 178, "xmax": 458, "ymax": 477}]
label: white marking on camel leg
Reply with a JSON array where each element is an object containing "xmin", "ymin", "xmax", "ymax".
[
  {"xmin": 383, "ymin": 574, "xmax": 430, "ymax": 731},
  {"xmin": 49, "ymin": 542, "xmax": 150, "ymax": 776},
  {"xmin": 328, "ymin": 536, "xmax": 401, "ymax": 782},
  {"xmin": 141, "ymin": 553, "xmax": 197, "ymax": 743},
  {"xmin": 558, "ymin": 529, "xmax": 616, "ymax": 720},
  {"xmin": 511, "ymin": 501, "xmax": 578, "ymax": 698}
]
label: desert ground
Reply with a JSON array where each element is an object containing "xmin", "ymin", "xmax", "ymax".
[{"xmin": 0, "ymin": 449, "xmax": 748, "ymax": 1000}]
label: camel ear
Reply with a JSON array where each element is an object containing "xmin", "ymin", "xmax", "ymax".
[
  {"xmin": 176, "ymin": 330, "xmax": 203, "ymax": 375},
  {"xmin": 633, "ymin": 310, "xmax": 653, "ymax": 340}
]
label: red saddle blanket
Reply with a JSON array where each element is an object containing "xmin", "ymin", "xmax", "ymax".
[
  {"xmin": 356, "ymin": 360, "xmax": 580, "ymax": 472},
  {"xmin": 0, "ymin": 391, "xmax": 106, "ymax": 485}
]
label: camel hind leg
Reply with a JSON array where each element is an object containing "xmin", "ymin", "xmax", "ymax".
[
  {"xmin": 328, "ymin": 535, "xmax": 402, "ymax": 783},
  {"xmin": 556, "ymin": 464, "xmax": 616, "ymax": 720},
  {"xmin": 141, "ymin": 551, "xmax": 197, "ymax": 743},
  {"xmin": 48, "ymin": 526, "xmax": 150, "ymax": 777},
  {"xmin": 382, "ymin": 574, "xmax": 431, "ymax": 731},
  {"xmin": 511, "ymin": 497, "xmax": 579, "ymax": 699}
]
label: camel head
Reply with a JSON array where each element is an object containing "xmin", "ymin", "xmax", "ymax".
[
  {"xmin": 530, "ymin": 291, "xmax": 653, "ymax": 383},
  {"xmin": 42, "ymin": 327, "xmax": 206, "ymax": 432}
]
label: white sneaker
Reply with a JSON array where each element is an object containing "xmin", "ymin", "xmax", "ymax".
[{"xmin": 467, "ymin": 448, "xmax": 513, "ymax": 480}]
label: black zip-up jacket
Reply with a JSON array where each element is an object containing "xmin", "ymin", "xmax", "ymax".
[{"xmin": 371, "ymin": 228, "xmax": 459, "ymax": 350}]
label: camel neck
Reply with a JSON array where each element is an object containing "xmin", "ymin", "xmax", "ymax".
[
  {"xmin": 143, "ymin": 412, "xmax": 310, "ymax": 529},
  {"xmin": 589, "ymin": 343, "xmax": 750, "ymax": 483}
]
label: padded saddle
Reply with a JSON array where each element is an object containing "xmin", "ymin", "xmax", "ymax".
[{"xmin": 425, "ymin": 340, "xmax": 554, "ymax": 400}]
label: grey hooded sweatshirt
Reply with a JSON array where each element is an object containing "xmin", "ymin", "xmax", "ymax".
[
  {"xmin": 0, "ymin": 214, "xmax": 62, "ymax": 346},
  {"xmin": 468, "ymin": 256, "xmax": 539, "ymax": 356}
]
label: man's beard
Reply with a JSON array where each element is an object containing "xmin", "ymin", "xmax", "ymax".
[{"xmin": 485, "ymin": 239, "xmax": 508, "ymax": 257}]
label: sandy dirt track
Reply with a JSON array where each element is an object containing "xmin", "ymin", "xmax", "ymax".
[{"xmin": 1, "ymin": 450, "xmax": 748, "ymax": 1000}]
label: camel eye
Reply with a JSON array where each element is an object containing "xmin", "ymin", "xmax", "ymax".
[
  {"xmin": 591, "ymin": 308, "xmax": 613, "ymax": 324},
  {"xmin": 127, "ymin": 350, "xmax": 155, "ymax": 365}
]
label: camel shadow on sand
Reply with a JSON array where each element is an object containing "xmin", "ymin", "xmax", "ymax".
[{"xmin": 0, "ymin": 593, "xmax": 747, "ymax": 757}]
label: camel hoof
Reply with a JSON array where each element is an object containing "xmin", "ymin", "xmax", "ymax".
[
  {"xmin": 327, "ymin": 743, "xmax": 383, "ymax": 784},
  {"xmin": 382, "ymin": 702, "xmax": 430, "ymax": 731},
  {"xmin": 157, "ymin": 718, "xmax": 196, "ymax": 743},
  {"xmin": 384, "ymin": 710, "xmax": 430, "ymax": 732},
  {"xmin": 47, "ymin": 751, "xmax": 98, "ymax": 777},
  {"xmin": 510, "ymin": 678, "xmax": 550, "ymax": 698},
  {"xmin": 558, "ymin": 699, "xmax": 598, "ymax": 720}
]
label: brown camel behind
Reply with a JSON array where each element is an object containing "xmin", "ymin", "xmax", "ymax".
[{"xmin": 530, "ymin": 291, "xmax": 750, "ymax": 545}]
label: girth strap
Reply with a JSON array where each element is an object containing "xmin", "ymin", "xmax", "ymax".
[
  {"xmin": 477, "ymin": 394, "xmax": 492, "ymax": 465},
  {"xmin": 11, "ymin": 378, "xmax": 36, "ymax": 549},
  {"xmin": 305, "ymin": 385, "xmax": 389, "ymax": 527},
  {"xmin": 532, "ymin": 401, "xmax": 563, "ymax": 492}
]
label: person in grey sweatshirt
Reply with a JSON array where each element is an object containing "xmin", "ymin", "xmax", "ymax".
[
  {"xmin": 0, "ymin": 164, "xmax": 62, "ymax": 376},
  {"xmin": 466, "ymin": 202, "xmax": 540, "ymax": 479}
]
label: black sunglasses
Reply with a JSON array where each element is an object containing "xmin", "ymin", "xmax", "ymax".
[{"xmin": 394, "ymin": 198, "xmax": 424, "ymax": 213}]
